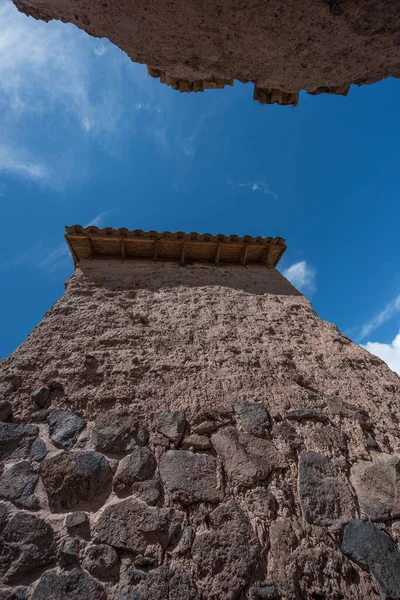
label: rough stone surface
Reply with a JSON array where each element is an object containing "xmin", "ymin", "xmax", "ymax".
[
  {"xmin": 31, "ymin": 386, "xmax": 50, "ymax": 408},
  {"xmin": 0, "ymin": 423, "xmax": 38, "ymax": 461},
  {"xmin": 245, "ymin": 487, "xmax": 278, "ymax": 521},
  {"xmin": 47, "ymin": 409, "xmax": 86, "ymax": 450},
  {"xmin": 29, "ymin": 438, "xmax": 47, "ymax": 462},
  {"xmin": 285, "ymin": 408, "xmax": 329, "ymax": 423},
  {"xmin": 269, "ymin": 517, "xmax": 374, "ymax": 600},
  {"xmin": 342, "ymin": 519, "xmax": 400, "ymax": 599},
  {"xmin": 31, "ymin": 568, "xmax": 106, "ymax": 600},
  {"xmin": 181, "ymin": 434, "xmax": 211, "ymax": 451},
  {"xmin": 95, "ymin": 497, "xmax": 183, "ymax": 554},
  {"xmin": 159, "ymin": 450, "xmax": 221, "ymax": 505},
  {"xmin": 0, "ymin": 512, "xmax": 54, "ymax": 584},
  {"xmin": 11, "ymin": 0, "xmax": 400, "ymax": 98},
  {"xmin": 350, "ymin": 452, "xmax": 400, "ymax": 521},
  {"xmin": 233, "ymin": 402, "xmax": 270, "ymax": 436},
  {"xmin": 298, "ymin": 451, "xmax": 355, "ymax": 529},
  {"xmin": 171, "ymin": 526, "xmax": 195, "ymax": 556},
  {"xmin": 83, "ymin": 544, "xmax": 120, "ymax": 580},
  {"xmin": 65, "ymin": 511, "xmax": 89, "ymax": 535},
  {"xmin": 153, "ymin": 411, "xmax": 186, "ymax": 445},
  {"xmin": 40, "ymin": 450, "xmax": 112, "ymax": 511},
  {"xmin": 118, "ymin": 567, "xmax": 201, "ymax": 600},
  {"xmin": 211, "ymin": 426, "xmax": 285, "ymax": 487},
  {"xmin": 0, "ymin": 461, "xmax": 39, "ymax": 509},
  {"xmin": 0, "ymin": 588, "xmax": 27, "ymax": 600},
  {"xmin": 0, "ymin": 402, "xmax": 12, "ymax": 423},
  {"xmin": 130, "ymin": 479, "xmax": 161, "ymax": 506},
  {"xmin": 113, "ymin": 446, "xmax": 156, "ymax": 495},
  {"xmin": 92, "ymin": 409, "xmax": 148, "ymax": 455},
  {"xmin": 192, "ymin": 501, "xmax": 260, "ymax": 599},
  {"xmin": 58, "ymin": 537, "xmax": 80, "ymax": 567},
  {"xmin": 0, "ymin": 261, "xmax": 400, "ymax": 599}
]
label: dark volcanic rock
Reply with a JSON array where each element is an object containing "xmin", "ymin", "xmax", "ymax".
[
  {"xmin": 350, "ymin": 453, "xmax": 400, "ymax": 521},
  {"xmin": 65, "ymin": 511, "xmax": 90, "ymax": 537},
  {"xmin": 245, "ymin": 487, "xmax": 278, "ymax": 520},
  {"xmin": 192, "ymin": 501, "xmax": 260, "ymax": 600},
  {"xmin": 92, "ymin": 410, "xmax": 148, "ymax": 455},
  {"xmin": 83, "ymin": 543, "xmax": 120, "ymax": 580},
  {"xmin": 249, "ymin": 586, "xmax": 278, "ymax": 599},
  {"xmin": 113, "ymin": 446, "xmax": 156, "ymax": 495},
  {"xmin": 131, "ymin": 480, "xmax": 162, "ymax": 506},
  {"xmin": 153, "ymin": 411, "xmax": 186, "ymax": 445},
  {"xmin": 298, "ymin": 451, "xmax": 355, "ymax": 529},
  {"xmin": 120, "ymin": 567, "xmax": 200, "ymax": 600},
  {"xmin": 58, "ymin": 537, "xmax": 80, "ymax": 567},
  {"xmin": 95, "ymin": 497, "xmax": 183, "ymax": 554},
  {"xmin": 269, "ymin": 517, "xmax": 372, "ymax": 599},
  {"xmin": 342, "ymin": 519, "xmax": 400, "ymax": 599},
  {"xmin": 233, "ymin": 402, "xmax": 270, "ymax": 436},
  {"xmin": 159, "ymin": 450, "xmax": 221, "ymax": 505},
  {"xmin": 171, "ymin": 525, "xmax": 195, "ymax": 556},
  {"xmin": 181, "ymin": 434, "xmax": 211, "ymax": 451},
  {"xmin": 47, "ymin": 409, "xmax": 86, "ymax": 450},
  {"xmin": 0, "ymin": 512, "xmax": 54, "ymax": 584},
  {"xmin": 0, "ymin": 423, "xmax": 38, "ymax": 462},
  {"xmin": 40, "ymin": 451, "xmax": 112, "ymax": 511},
  {"xmin": 29, "ymin": 438, "xmax": 47, "ymax": 462},
  {"xmin": 31, "ymin": 568, "xmax": 106, "ymax": 600},
  {"xmin": 211, "ymin": 426, "xmax": 285, "ymax": 487},
  {"xmin": 31, "ymin": 385, "xmax": 50, "ymax": 408},
  {"xmin": 0, "ymin": 402, "xmax": 12, "ymax": 423},
  {"xmin": 285, "ymin": 408, "xmax": 329, "ymax": 423},
  {"xmin": 0, "ymin": 587, "xmax": 27, "ymax": 600},
  {"xmin": 0, "ymin": 461, "xmax": 39, "ymax": 509}
]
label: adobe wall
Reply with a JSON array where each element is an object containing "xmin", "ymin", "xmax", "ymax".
[
  {"xmin": 12, "ymin": 0, "xmax": 400, "ymax": 102},
  {"xmin": 0, "ymin": 260, "xmax": 400, "ymax": 598}
]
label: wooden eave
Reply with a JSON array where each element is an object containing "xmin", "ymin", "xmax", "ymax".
[{"xmin": 64, "ymin": 225, "xmax": 287, "ymax": 268}]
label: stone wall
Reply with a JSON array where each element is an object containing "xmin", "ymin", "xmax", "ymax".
[
  {"xmin": 0, "ymin": 260, "xmax": 400, "ymax": 598},
  {"xmin": 12, "ymin": 0, "xmax": 400, "ymax": 100}
]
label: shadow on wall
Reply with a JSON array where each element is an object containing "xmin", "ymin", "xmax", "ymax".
[{"xmin": 76, "ymin": 259, "xmax": 302, "ymax": 296}]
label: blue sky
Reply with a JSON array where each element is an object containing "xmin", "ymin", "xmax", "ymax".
[{"xmin": 1, "ymin": 0, "xmax": 400, "ymax": 374}]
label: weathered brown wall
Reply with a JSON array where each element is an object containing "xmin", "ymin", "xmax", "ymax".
[
  {"xmin": 12, "ymin": 0, "xmax": 400, "ymax": 99},
  {"xmin": 1, "ymin": 260, "xmax": 400, "ymax": 598}
]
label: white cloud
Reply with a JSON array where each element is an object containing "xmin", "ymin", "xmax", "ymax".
[
  {"xmin": 93, "ymin": 43, "xmax": 107, "ymax": 57},
  {"xmin": 183, "ymin": 114, "xmax": 206, "ymax": 158},
  {"xmin": 282, "ymin": 261, "xmax": 316, "ymax": 295},
  {"xmin": 135, "ymin": 102, "xmax": 161, "ymax": 114},
  {"xmin": 0, "ymin": 144, "xmax": 50, "ymax": 182},
  {"xmin": 0, "ymin": 1, "xmax": 152, "ymax": 186},
  {"xmin": 362, "ymin": 331, "xmax": 400, "ymax": 376},
  {"xmin": 360, "ymin": 294, "xmax": 400, "ymax": 339},
  {"xmin": 233, "ymin": 179, "xmax": 278, "ymax": 199}
]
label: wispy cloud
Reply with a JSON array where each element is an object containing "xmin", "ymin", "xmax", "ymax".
[
  {"xmin": 0, "ymin": 211, "xmax": 112, "ymax": 272},
  {"xmin": 362, "ymin": 331, "xmax": 400, "ymax": 376},
  {"xmin": 183, "ymin": 114, "xmax": 206, "ymax": 158},
  {"xmin": 228, "ymin": 177, "xmax": 278, "ymax": 199},
  {"xmin": 359, "ymin": 294, "xmax": 400, "ymax": 339},
  {"xmin": 93, "ymin": 43, "xmax": 107, "ymax": 57},
  {"xmin": 40, "ymin": 210, "xmax": 113, "ymax": 271},
  {"xmin": 0, "ymin": 144, "xmax": 50, "ymax": 183},
  {"xmin": 135, "ymin": 102, "xmax": 162, "ymax": 114},
  {"xmin": 282, "ymin": 261, "xmax": 316, "ymax": 295},
  {"xmin": 0, "ymin": 1, "xmax": 157, "ymax": 187}
]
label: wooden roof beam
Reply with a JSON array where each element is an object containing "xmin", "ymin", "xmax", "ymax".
[{"xmin": 215, "ymin": 243, "xmax": 221, "ymax": 266}]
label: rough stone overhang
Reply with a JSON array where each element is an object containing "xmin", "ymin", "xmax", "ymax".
[
  {"xmin": 64, "ymin": 226, "xmax": 287, "ymax": 268},
  {"xmin": 12, "ymin": 0, "xmax": 400, "ymax": 106}
]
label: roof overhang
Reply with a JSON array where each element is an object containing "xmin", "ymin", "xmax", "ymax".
[{"xmin": 65, "ymin": 226, "xmax": 286, "ymax": 268}]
